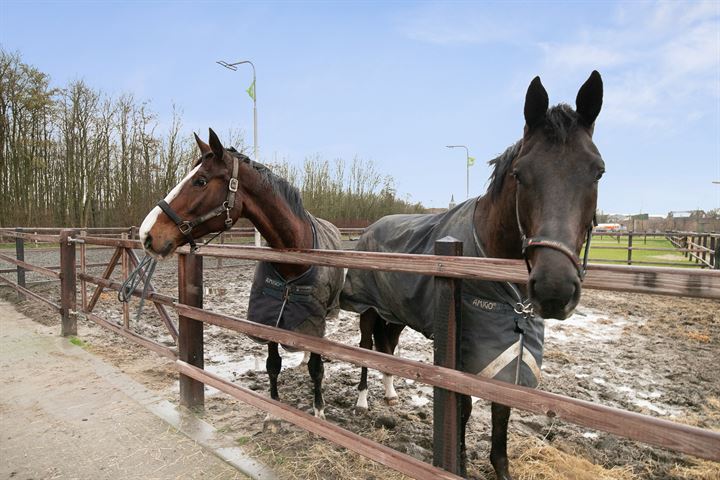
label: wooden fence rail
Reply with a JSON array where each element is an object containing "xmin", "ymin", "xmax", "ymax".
[{"xmin": 1, "ymin": 229, "xmax": 719, "ymax": 478}]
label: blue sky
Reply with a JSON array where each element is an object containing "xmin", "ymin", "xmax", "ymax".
[{"xmin": 2, "ymin": 0, "xmax": 718, "ymax": 214}]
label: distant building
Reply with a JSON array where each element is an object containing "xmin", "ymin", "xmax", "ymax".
[
  {"xmin": 449, "ymin": 195, "xmax": 456, "ymax": 210},
  {"xmin": 594, "ymin": 223, "xmax": 624, "ymax": 233}
]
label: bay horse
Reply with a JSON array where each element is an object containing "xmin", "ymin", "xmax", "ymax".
[
  {"xmin": 139, "ymin": 129, "xmax": 344, "ymax": 423},
  {"xmin": 341, "ymin": 71, "xmax": 604, "ymax": 479}
]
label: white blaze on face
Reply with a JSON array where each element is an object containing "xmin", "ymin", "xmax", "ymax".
[{"xmin": 139, "ymin": 165, "xmax": 201, "ymax": 248}]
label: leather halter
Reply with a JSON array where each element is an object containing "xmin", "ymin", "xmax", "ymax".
[
  {"xmin": 157, "ymin": 154, "xmax": 240, "ymax": 252},
  {"xmin": 514, "ymin": 183, "xmax": 595, "ymax": 280}
]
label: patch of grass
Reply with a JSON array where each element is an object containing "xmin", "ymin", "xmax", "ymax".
[
  {"xmin": 68, "ymin": 336, "xmax": 88, "ymax": 348},
  {"xmin": 235, "ymin": 436, "xmax": 251, "ymax": 446},
  {"xmin": 583, "ymin": 236, "xmax": 695, "ymax": 268}
]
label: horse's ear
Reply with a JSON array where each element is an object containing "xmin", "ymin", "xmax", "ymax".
[
  {"xmin": 524, "ymin": 76, "xmax": 549, "ymax": 130},
  {"xmin": 194, "ymin": 132, "xmax": 211, "ymax": 155},
  {"xmin": 208, "ymin": 128, "xmax": 225, "ymax": 160},
  {"xmin": 576, "ymin": 70, "xmax": 603, "ymax": 128}
]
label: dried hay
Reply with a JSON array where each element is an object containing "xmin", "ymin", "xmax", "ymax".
[
  {"xmin": 510, "ymin": 436, "xmax": 637, "ymax": 480},
  {"xmin": 249, "ymin": 427, "xmax": 410, "ymax": 480},
  {"xmin": 673, "ymin": 396, "xmax": 720, "ymax": 431},
  {"xmin": 669, "ymin": 460, "xmax": 720, "ymax": 480},
  {"xmin": 543, "ymin": 349, "xmax": 576, "ymax": 365},
  {"xmin": 683, "ymin": 330, "xmax": 711, "ymax": 343}
]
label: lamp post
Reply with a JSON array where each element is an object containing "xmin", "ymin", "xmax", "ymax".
[
  {"xmin": 446, "ymin": 145, "xmax": 471, "ymax": 199},
  {"xmin": 217, "ymin": 59, "xmax": 261, "ymax": 246},
  {"xmin": 217, "ymin": 60, "xmax": 258, "ymax": 161}
]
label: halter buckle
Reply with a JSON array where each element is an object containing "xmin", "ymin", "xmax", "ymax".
[
  {"xmin": 228, "ymin": 178, "xmax": 239, "ymax": 192},
  {"xmin": 178, "ymin": 222, "xmax": 192, "ymax": 235}
]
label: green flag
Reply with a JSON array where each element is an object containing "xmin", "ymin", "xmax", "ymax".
[
  {"xmin": 246, "ymin": 80, "xmax": 256, "ymax": 101},
  {"xmin": 467, "ymin": 156, "xmax": 475, "ymax": 167}
]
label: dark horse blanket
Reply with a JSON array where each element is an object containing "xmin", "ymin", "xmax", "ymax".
[
  {"xmin": 247, "ymin": 216, "xmax": 344, "ymax": 341},
  {"xmin": 340, "ymin": 198, "xmax": 544, "ymax": 387}
]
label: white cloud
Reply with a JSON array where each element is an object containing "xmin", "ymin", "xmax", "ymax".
[{"xmin": 539, "ymin": 1, "xmax": 719, "ymax": 129}]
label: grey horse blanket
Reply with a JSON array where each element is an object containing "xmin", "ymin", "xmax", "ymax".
[
  {"xmin": 340, "ymin": 198, "xmax": 544, "ymax": 387},
  {"xmin": 247, "ymin": 215, "xmax": 344, "ymax": 341}
]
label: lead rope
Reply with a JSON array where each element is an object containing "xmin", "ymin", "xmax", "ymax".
[
  {"xmin": 118, "ymin": 227, "xmax": 229, "ymax": 321},
  {"xmin": 118, "ymin": 254, "xmax": 158, "ymax": 321}
]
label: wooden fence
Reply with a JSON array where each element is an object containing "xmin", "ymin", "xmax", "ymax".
[
  {"xmin": 589, "ymin": 231, "xmax": 718, "ymax": 268},
  {"xmin": 0, "ymin": 228, "xmax": 719, "ymax": 479}
]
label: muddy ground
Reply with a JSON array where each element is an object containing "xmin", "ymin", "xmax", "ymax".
[{"xmin": 1, "ymin": 246, "xmax": 718, "ymax": 480}]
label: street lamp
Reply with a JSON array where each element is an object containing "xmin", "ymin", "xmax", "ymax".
[
  {"xmin": 446, "ymin": 145, "xmax": 472, "ymax": 199},
  {"xmin": 217, "ymin": 59, "xmax": 260, "ymax": 246},
  {"xmin": 217, "ymin": 60, "xmax": 258, "ymax": 161}
]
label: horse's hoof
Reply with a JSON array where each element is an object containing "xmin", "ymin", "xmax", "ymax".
[
  {"xmin": 385, "ymin": 396, "xmax": 399, "ymax": 406},
  {"xmin": 353, "ymin": 405, "xmax": 369, "ymax": 415},
  {"xmin": 263, "ymin": 414, "xmax": 282, "ymax": 433},
  {"xmin": 313, "ymin": 407, "xmax": 326, "ymax": 420},
  {"xmin": 493, "ymin": 464, "xmax": 512, "ymax": 480}
]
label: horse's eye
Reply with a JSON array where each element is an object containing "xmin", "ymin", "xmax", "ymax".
[
  {"xmin": 511, "ymin": 169, "xmax": 521, "ymax": 184},
  {"xmin": 193, "ymin": 177, "xmax": 208, "ymax": 187}
]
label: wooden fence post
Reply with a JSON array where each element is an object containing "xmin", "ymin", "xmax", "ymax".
[
  {"xmin": 433, "ymin": 236, "xmax": 463, "ymax": 475},
  {"xmin": 217, "ymin": 232, "xmax": 225, "ymax": 269},
  {"xmin": 121, "ymin": 233, "xmax": 129, "ymax": 329},
  {"xmin": 80, "ymin": 230, "xmax": 87, "ymax": 311},
  {"xmin": 713, "ymin": 237, "xmax": 719, "ymax": 270},
  {"xmin": 59, "ymin": 229, "xmax": 77, "ymax": 336},
  {"xmin": 15, "ymin": 227, "xmax": 25, "ymax": 301},
  {"xmin": 627, "ymin": 232, "xmax": 633, "ymax": 265},
  {"xmin": 178, "ymin": 252, "xmax": 204, "ymax": 408},
  {"xmin": 701, "ymin": 235, "xmax": 708, "ymax": 267}
]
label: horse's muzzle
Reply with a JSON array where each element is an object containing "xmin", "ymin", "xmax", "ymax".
[
  {"xmin": 142, "ymin": 233, "xmax": 174, "ymax": 259},
  {"xmin": 528, "ymin": 268, "xmax": 581, "ymax": 320}
]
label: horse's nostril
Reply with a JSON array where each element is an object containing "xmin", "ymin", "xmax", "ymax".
[{"xmin": 144, "ymin": 234, "xmax": 153, "ymax": 250}]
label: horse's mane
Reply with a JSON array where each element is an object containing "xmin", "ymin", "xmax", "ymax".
[
  {"xmin": 486, "ymin": 104, "xmax": 580, "ymax": 200},
  {"xmin": 227, "ymin": 148, "xmax": 309, "ymax": 221},
  {"xmin": 487, "ymin": 141, "xmax": 522, "ymax": 201}
]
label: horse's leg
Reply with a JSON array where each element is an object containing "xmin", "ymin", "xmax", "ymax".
[
  {"xmin": 307, "ymin": 352, "xmax": 325, "ymax": 419},
  {"xmin": 459, "ymin": 394, "xmax": 472, "ymax": 477},
  {"xmin": 377, "ymin": 322, "xmax": 404, "ymax": 405},
  {"xmin": 355, "ymin": 310, "xmax": 376, "ymax": 411},
  {"xmin": 264, "ymin": 342, "xmax": 283, "ymax": 431},
  {"xmin": 490, "ymin": 402, "xmax": 513, "ymax": 480}
]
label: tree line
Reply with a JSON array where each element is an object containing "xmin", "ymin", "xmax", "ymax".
[{"xmin": 0, "ymin": 49, "xmax": 424, "ymax": 228}]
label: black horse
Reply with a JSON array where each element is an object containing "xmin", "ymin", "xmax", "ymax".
[{"xmin": 341, "ymin": 72, "xmax": 604, "ymax": 479}]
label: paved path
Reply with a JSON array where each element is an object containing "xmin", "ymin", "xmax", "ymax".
[{"xmin": 0, "ymin": 301, "xmax": 250, "ymax": 480}]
